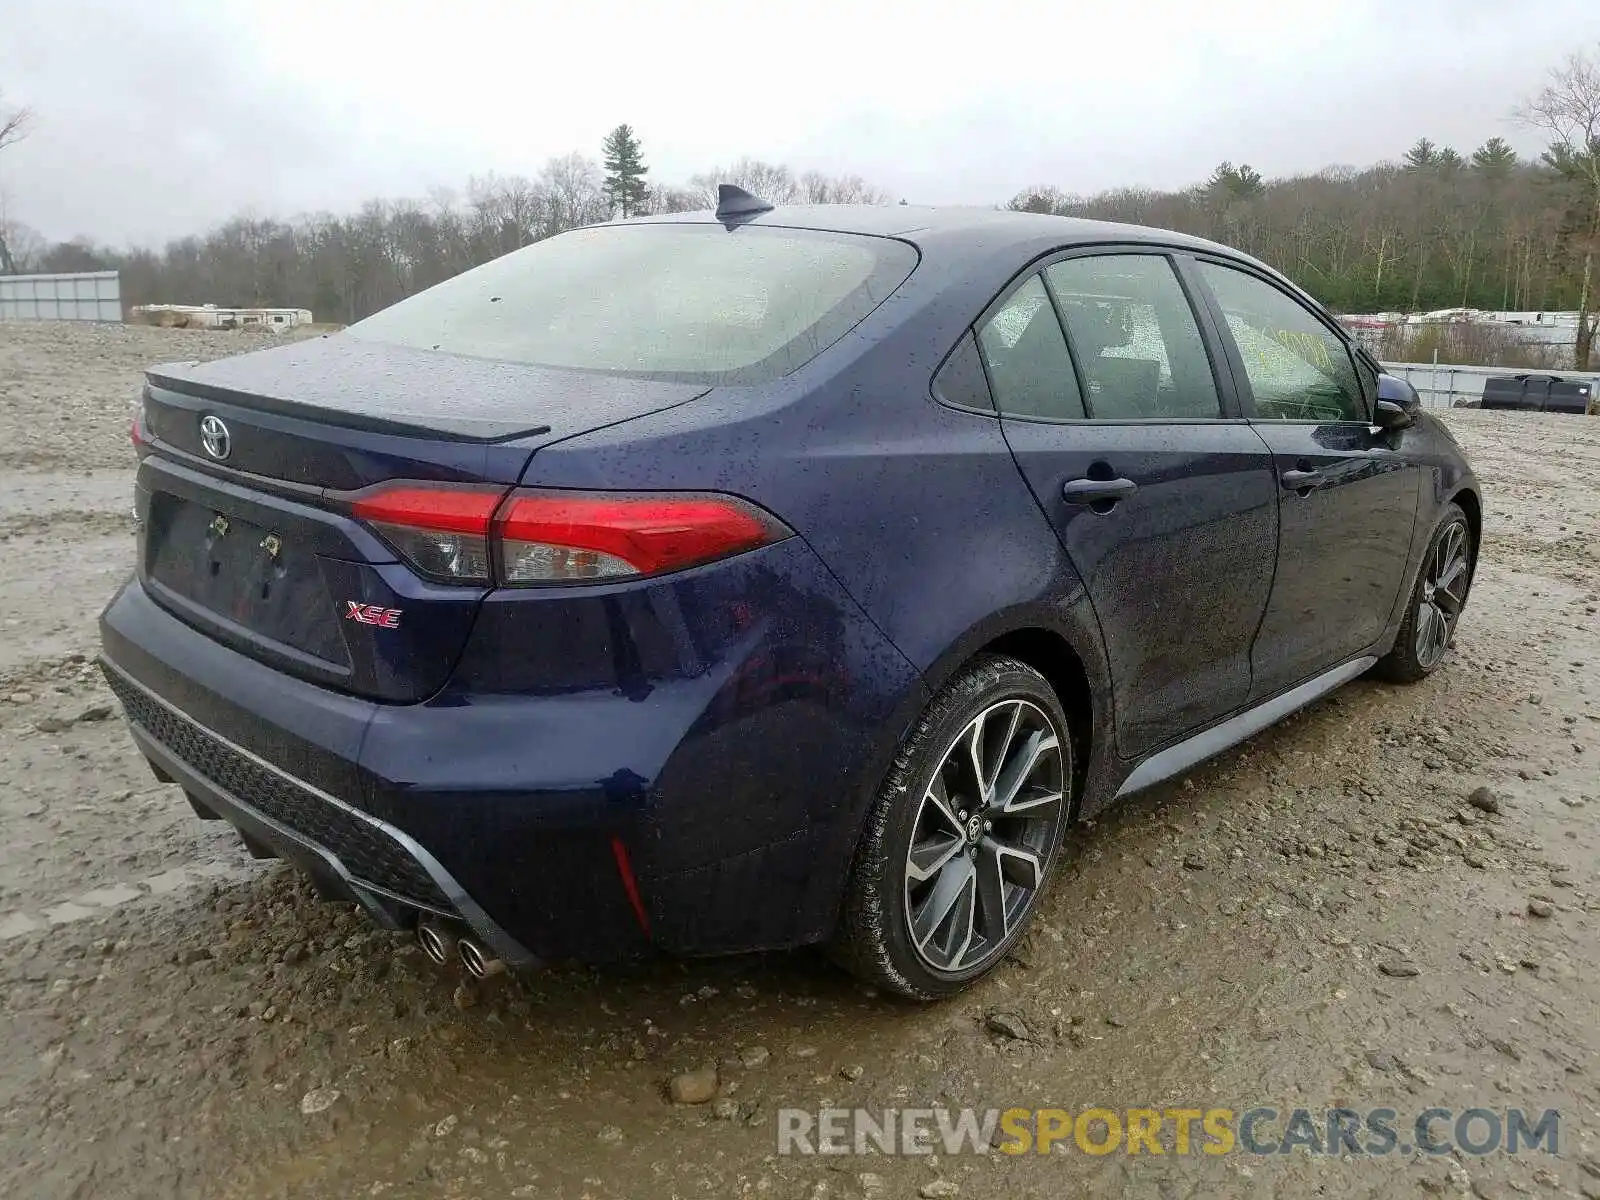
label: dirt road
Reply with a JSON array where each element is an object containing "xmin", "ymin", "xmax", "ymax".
[{"xmin": 2, "ymin": 322, "xmax": 1596, "ymax": 1199}]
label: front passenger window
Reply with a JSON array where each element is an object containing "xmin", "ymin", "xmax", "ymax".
[
  {"xmin": 976, "ymin": 275, "xmax": 1085, "ymax": 421},
  {"xmin": 1197, "ymin": 262, "xmax": 1366, "ymax": 422}
]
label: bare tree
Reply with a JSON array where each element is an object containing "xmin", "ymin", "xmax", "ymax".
[
  {"xmin": 466, "ymin": 172, "xmax": 548, "ymax": 255},
  {"xmin": 0, "ymin": 207, "xmax": 42, "ymax": 272},
  {"xmin": 797, "ymin": 170, "xmax": 889, "ymax": 205},
  {"xmin": 0, "ymin": 90, "xmax": 35, "ymax": 272},
  {"xmin": 1007, "ymin": 185, "xmax": 1070, "ymax": 214},
  {"xmin": 646, "ymin": 184, "xmax": 701, "ymax": 214},
  {"xmin": 683, "ymin": 161, "xmax": 892, "ymax": 209},
  {"xmin": 688, "ymin": 159, "xmax": 801, "ymax": 209},
  {"xmin": 0, "ymin": 93, "xmax": 29, "ymax": 155},
  {"xmin": 537, "ymin": 153, "xmax": 605, "ymax": 236},
  {"xmin": 1516, "ymin": 44, "xmax": 1600, "ymax": 368}
]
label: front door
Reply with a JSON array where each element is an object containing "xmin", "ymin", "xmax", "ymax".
[
  {"xmin": 1190, "ymin": 260, "xmax": 1421, "ymax": 699},
  {"xmin": 980, "ymin": 252, "xmax": 1279, "ymax": 759}
]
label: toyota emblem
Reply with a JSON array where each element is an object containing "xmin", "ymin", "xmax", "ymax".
[{"xmin": 199, "ymin": 414, "xmax": 231, "ymax": 460}]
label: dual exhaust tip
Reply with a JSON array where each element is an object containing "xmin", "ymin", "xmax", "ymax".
[{"xmin": 416, "ymin": 918, "xmax": 505, "ymax": 980}]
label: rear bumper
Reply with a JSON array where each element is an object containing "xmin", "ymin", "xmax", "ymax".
[
  {"xmin": 104, "ymin": 659, "xmax": 539, "ymax": 963},
  {"xmin": 98, "ymin": 536, "xmax": 925, "ymax": 963}
]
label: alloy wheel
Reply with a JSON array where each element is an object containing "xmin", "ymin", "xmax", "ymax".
[
  {"xmin": 1416, "ymin": 521, "xmax": 1470, "ymax": 669},
  {"xmin": 903, "ymin": 699, "xmax": 1065, "ymax": 974}
]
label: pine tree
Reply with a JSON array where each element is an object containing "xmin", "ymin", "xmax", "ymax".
[
  {"xmin": 1471, "ymin": 136, "xmax": 1519, "ymax": 177},
  {"xmin": 601, "ymin": 124, "xmax": 650, "ymax": 219},
  {"xmin": 1230, "ymin": 163, "xmax": 1265, "ymax": 198},
  {"xmin": 1205, "ymin": 162, "xmax": 1265, "ymax": 202},
  {"xmin": 1403, "ymin": 138, "xmax": 1439, "ymax": 169},
  {"xmin": 1205, "ymin": 161, "xmax": 1237, "ymax": 194}
]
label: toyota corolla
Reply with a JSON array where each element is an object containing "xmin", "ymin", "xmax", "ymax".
[{"xmin": 100, "ymin": 187, "xmax": 1479, "ymax": 999}]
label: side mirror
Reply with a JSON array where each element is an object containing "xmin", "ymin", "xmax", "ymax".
[{"xmin": 1374, "ymin": 373, "xmax": 1420, "ymax": 430}]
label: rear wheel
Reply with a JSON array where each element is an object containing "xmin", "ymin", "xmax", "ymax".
[
  {"xmin": 832, "ymin": 655, "xmax": 1072, "ymax": 1000},
  {"xmin": 1376, "ymin": 502, "xmax": 1474, "ymax": 683}
]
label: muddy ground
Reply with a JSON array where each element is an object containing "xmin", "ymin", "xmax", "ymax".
[{"xmin": 1, "ymin": 321, "xmax": 1596, "ymax": 1200}]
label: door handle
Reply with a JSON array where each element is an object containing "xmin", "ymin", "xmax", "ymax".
[
  {"xmin": 1280, "ymin": 468, "xmax": 1323, "ymax": 491},
  {"xmin": 1061, "ymin": 477, "xmax": 1138, "ymax": 505}
]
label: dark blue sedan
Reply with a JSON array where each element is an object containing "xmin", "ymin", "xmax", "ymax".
[{"xmin": 101, "ymin": 188, "xmax": 1480, "ymax": 999}]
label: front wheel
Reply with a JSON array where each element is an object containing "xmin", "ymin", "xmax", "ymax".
[
  {"xmin": 1376, "ymin": 502, "xmax": 1475, "ymax": 683},
  {"xmin": 832, "ymin": 655, "xmax": 1072, "ymax": 1001}
]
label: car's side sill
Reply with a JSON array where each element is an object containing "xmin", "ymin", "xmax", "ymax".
[{"xmin": 1114, "ymin": 656, "xmax": 1377, "ymax": 799}]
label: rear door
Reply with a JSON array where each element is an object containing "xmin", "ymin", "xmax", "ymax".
[
  {"xmin": 985, "ymin": 250, "xmax": 1279, "ymax": 759},
  {"xmin": 1188, "ymin": 259, "xmax": 1421, "ymax": 699}
]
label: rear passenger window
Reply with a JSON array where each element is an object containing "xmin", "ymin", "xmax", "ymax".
[
  {"xmin": 976, "ymin": 275, "xmax": 1084, "ymax": 421},
  {"xmin": 1197, "ymin": 262, "xmax": 1367, "ymax": 422},
  {"xmin": 1045, "ymin": 255, "xmax": 1221, "ymax": 419}
]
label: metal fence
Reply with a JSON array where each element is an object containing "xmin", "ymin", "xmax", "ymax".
[
  {"xmin": 0, "ymin": 271, "xmax": 122, "ymax": 322},
  {"xmin": 1380, "ymin": 360, "xmax": 1600, "ymax": 411}
]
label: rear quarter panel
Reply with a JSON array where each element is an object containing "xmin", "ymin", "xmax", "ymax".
[{"xmin": 517, "ymin": 284, "xmax": 1118, "ymax": 925}]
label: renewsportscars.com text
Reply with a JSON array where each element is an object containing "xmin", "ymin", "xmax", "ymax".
[{"xmin": 776, "ymin": 1106, "xmax": 1560, "ymax": 1157}]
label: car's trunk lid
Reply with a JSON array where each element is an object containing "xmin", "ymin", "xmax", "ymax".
[
  {"xmin": 145, "ymin": 334, "xmax": 712, "ymax": 474},
  {"xmin": 137, "ymin": 336, "xmax": 709, "ymax": 702}
]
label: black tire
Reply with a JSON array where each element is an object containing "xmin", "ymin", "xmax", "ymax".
[
  {"xmin": 831, "ymin": 655, "xmax": 1073, "ymax": 1001},
  {"xmin": 1376, "ymin": 502, "xmax": 1475, "ymax": 684}
]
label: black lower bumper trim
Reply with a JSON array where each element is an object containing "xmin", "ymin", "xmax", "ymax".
[{"xmin": 100, "ymin": 658, "xmax": 540, "ymax": 967}]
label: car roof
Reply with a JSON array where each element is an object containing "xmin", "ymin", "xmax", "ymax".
[{"xmin": 626, "ymin": 203, "xmax": 1239, "ymax": 259}]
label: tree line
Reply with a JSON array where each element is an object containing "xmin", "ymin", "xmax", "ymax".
[
  {"xmin": 2, "ymin": 47, "xmax": 1597, "ymax": 366},
  {"xmin": 1003, "ymin": 50, "xmax": 1600, "ymax": 369},
  {"xmin": 0, "ymin": 121, "xmax": 888, "ymax": 326},
  {"xmin": 1008, "ymin": 132, "xmax": 1586, "ymax": 313}
]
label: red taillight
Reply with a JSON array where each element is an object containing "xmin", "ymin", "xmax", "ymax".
[
  {"xmin": 348, "ymin": 484, "xmax": 788, "ymax": 586},
  {"xmin": 350, "ymin": 486, "xmax": 503, "ymax": 535},
  {"xmin": 130, "ymin": 407, "xmax": 147, "ymax": 450},
  {"xmin": 349, "ymin": 485, "xmax": 503, "ymax": 584},
  {"xmin": 495, "ymin": 490, "xmax": 789, "ymax": 585}
]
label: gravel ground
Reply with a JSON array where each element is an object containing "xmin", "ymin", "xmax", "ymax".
[{"xmin": 1, "ymin": 321, "xmax": 1597, "ymax": 1200}]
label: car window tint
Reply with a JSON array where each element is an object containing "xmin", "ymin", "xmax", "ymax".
[
  {"xmin": 1197, "ymin": 263, "xmax": 1366, "ymax": 422},
  {"xmin": 932, "ymin": 331, "xmax": 993, "ymax": 411},
  {"xmin": 976, "ymin": 275, "xmax": 1084, "ymax": 421},
  {"xmin": 1044, "ymin": 255, "xmax": 1220, "ymax": 419}
]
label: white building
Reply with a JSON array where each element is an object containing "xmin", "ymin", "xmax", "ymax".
[
  {"xmin": 1338, "ymin": 309, "xmax": 1580, "ymax": 354},
  {"xmin": 130, "ymin": 303, "xmax": 314, "ymax": 331}
]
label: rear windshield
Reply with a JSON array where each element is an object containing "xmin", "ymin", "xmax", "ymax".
[{"xmin": 347, "ymin": 223, "xmax": 917, "ymax": 385}]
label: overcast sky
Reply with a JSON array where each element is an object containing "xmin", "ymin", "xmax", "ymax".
[{"xmin": 2, "ymin": 0, "xmax": 1597, "ymax": 246}]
